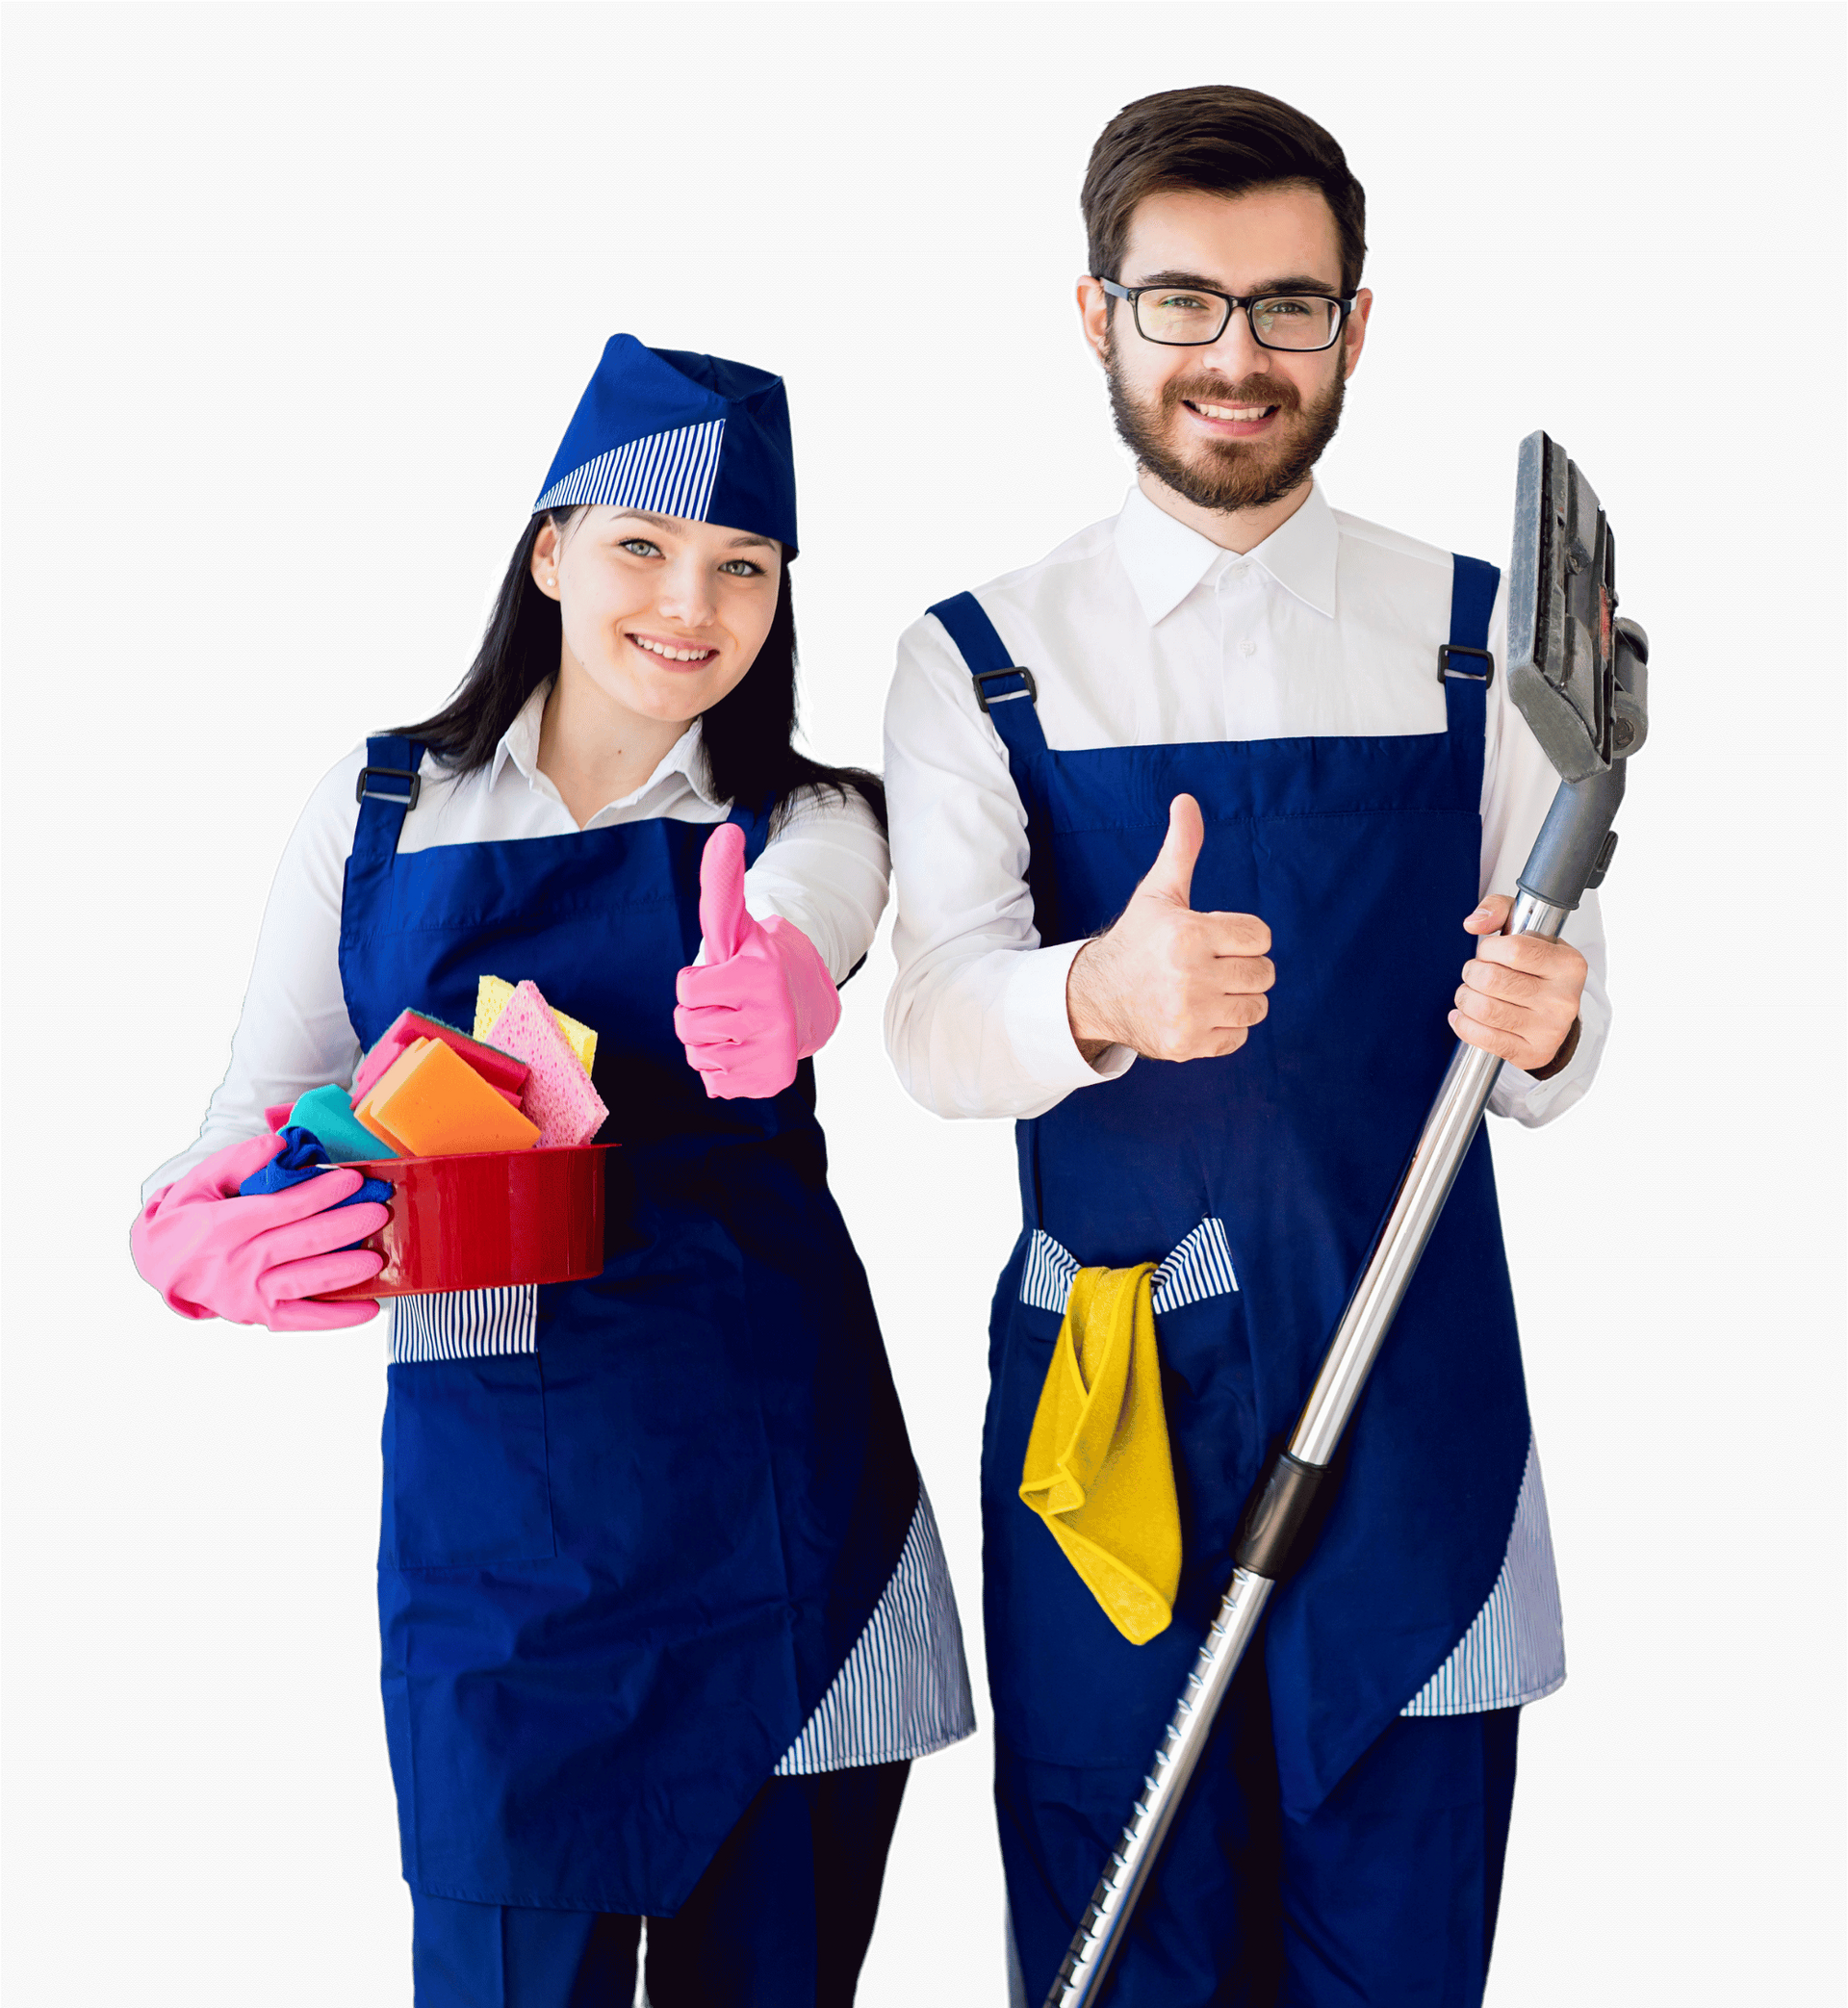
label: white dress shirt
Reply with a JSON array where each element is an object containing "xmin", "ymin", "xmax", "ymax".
[
  {"xmin": 883, "ymin": 479, "xmax": 1609, "ymax": 1127},
  {"xmin": 145, "ymin": 683, "xmax": 890, "ymax": 1197},
  {"xmin": 138, "ymin": 682, "xmax": 978, "ymax": 1776}
]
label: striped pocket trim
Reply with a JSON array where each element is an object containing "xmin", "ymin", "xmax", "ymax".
[
  {"xmin": 388, "ymin": 1286, "xmax": 538, "ymax": 1365},
  {"xmin": 534, "ymin": 419, "xmax": 726, "ymax": 521},
  {"xmin": 1018, "ymin": 1219, "xmax": 1240, "ymax": 1319},
  {"xmin": 1019, "ymin": 1232, "xmax": 1081, "ymax": 1315},
  {"xmin": 1400, "ymin": 1433, "xmax": 1566, "ymax": 1716},
  {"xmin": 1152, "ymin": 1217, "xmax": 1240, "ymax": 1314},
  {"xmin": 775, "ymin": 1481, "xmax": 976, "ymax": 1776}
]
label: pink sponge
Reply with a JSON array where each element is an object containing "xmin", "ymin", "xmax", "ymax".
[{"xmin": 487, "ymin": 981, "xmax": 609, "ymax": 1146}]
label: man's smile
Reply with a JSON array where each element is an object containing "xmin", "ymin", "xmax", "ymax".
[{"xmin": 1182, "ymin": 397, "xmax": 1281, "ymax": 437}]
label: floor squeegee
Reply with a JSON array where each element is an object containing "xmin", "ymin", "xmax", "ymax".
[{"xmin": 1042, "ymin": 432, "xmax": 1651, "ymax": 2008}]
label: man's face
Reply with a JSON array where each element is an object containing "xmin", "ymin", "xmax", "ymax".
[{"xmin": 1080, "ymin": 184, "xmax": 1372, "ymax": 515}]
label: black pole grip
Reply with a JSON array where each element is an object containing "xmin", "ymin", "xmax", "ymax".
[
  {"xmin": 1518, "ymin": 622, "xmax": 1647, "ymax": 915},
  {"xmin": 1235, "ymin": 1452, "xmax": 1334, "ymax": 1581},
  {"xmin": 1515, "ymin": 762, "xmax": 1627, "ymax": 911}
]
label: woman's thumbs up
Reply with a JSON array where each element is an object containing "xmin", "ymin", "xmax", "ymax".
[
  {"xmin": 698, "ymin": 822, "xmax": 750, "ymax": 963},
  {"xmin": 677, "ymin": 822, "xmax": 844, "ymax": 1099}
]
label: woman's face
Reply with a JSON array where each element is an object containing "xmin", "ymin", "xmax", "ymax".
[{"xmin": 531, "ymin": 507, "xmax": 782, "ymax": 724}]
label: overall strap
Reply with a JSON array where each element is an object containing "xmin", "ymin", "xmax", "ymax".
[
  {"xmin": 352, "ymin": 734, "xmax": 426, "ymax": 863},
  {"xmin": 1439, "ymin": 554, "xmax": 1500, "ymax": 804},
  {"xmin": 928, "ymin": 591, "xmax": 1049, "ymax": 765},
  {"xmin": 725, "ymin": 793, "xmax": 776, "ymax": 867}
]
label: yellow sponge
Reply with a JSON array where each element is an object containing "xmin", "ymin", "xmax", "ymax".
[{"xmin": 475, "ymin": 974, "xmax": 598, "ymax": 1077}]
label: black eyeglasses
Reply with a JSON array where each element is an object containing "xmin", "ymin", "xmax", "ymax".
[{"xmin": 1098, "ymin": 277, "xmax": 1354, "ymax": 352}]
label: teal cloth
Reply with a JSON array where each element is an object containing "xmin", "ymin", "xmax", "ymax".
[{"xmin": 289, "ymin": 1083, "xmax": 398, "ymax": 1162}]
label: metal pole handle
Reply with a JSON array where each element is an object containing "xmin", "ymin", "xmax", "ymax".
[{"xmin": 1043, "ymin": 889, "xmax": 1570, "ymax": 2008}]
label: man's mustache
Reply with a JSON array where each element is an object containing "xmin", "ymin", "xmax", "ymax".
[{"xmin": 1162, "ymin": 373, "xmax": 1303, "ymax": 415}]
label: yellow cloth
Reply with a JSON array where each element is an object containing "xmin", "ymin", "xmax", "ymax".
[{"xmin": 1018, "ymin": 1263, "xmax": 1181, "ymax": 1645}]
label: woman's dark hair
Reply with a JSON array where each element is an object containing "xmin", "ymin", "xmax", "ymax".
[
  {"xmin": 1083, "ymin": 86, "xmax": 1367, "ymax": 298},
  {"xmin": 396, "ymin": 511, "xmax": 885, "ymax": 830}
]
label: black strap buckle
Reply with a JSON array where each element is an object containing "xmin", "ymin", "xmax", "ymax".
[
  {"xmin": 972, "ymin": 665, "xmax": 1039, "ymax": 713},
  {"xmin": 355, "ymin": 764, "xmax": 423, "ymax": 810},
  {"xmin": 1437, "ymin": 644, "xmax": 1495, "ymax": 686}
]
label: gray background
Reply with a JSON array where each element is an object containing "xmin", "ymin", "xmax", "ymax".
[{"xmin": 4, "ymin": 4, "xmax": 1842, "ymax": 2001}]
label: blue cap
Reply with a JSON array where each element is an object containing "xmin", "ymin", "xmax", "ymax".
[{"xmin": 534, "ymin": 335, "xmax": 799, "ymax": 554}]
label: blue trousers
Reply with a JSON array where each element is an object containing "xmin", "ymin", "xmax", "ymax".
[
  {"xmin": 999, "ymin": 1660, "xmax": 1519, "ymax": 2008},
  {"xmin": 411, "ymin": 1763, "xmax": 910, "ymax": 2008}
]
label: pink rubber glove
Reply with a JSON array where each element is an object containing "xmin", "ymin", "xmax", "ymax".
[
  {"xmin": 129, "ymin": 1133, "xmax": 391, "ymax": 1331},
  {"xmin": 673, "ymin": 823, "xmax": 842, "ymax": 1100}
]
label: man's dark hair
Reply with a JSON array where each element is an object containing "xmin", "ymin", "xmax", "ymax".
[
  {"xmin": 394, "ymin": 511, "xmax": 884, "ymax": 831},
  {"xmin": 1082, "ymin": 86, "xmax": 1367, "ymax": 296}
]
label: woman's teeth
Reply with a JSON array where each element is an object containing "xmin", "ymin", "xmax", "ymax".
[{"xmin": 631, "ymin": 636, "xmax": 715, "ymax": 662}]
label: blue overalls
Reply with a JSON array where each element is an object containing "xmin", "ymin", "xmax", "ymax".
[
  {"xmin": 338, "ymin": 741, "xmax": 918, "ymax": 1950},
  {"xmin": 931, "ymin": 558, "xmax": 1527, "ymax": 2006}
]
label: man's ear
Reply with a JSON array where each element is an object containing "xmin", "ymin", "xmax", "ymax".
[
  {"xmin": 1076, "ymin": 276, "xmax": 1113, "ymax": 367},
  {"xmin": 1342, "ymin": 291, "xmax": 1373, "ymax": 383}
]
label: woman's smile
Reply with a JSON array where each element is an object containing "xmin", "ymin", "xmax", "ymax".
[{"xmin": 626, "ymin": 629, "xmax": 719, "ymax": 665}]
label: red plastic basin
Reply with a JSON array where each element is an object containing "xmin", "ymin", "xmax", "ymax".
[{"xmin": 318, "ymin": 1145, "xmax": 610, "ymax": 1300}]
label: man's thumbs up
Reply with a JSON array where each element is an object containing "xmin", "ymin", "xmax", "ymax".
[
  {"xmin": 1065, "ymin": 793, "xmax": 1274, "ymax": 1065},
  {"xmin": 1137, "ymin": 793, "xmax": 1205, "ymax": 910}
]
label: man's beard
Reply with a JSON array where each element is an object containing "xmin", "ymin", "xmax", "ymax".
[{"xmin": 1106, "ymin": 339, "xmax": 1347, "ymax": 515}]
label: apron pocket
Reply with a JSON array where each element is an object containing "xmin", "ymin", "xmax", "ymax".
[
  {"xmin": 380, "ymin": 1288, "xmax": 555, "ymax": 1569},
  {"xmin": 988, "ymin": 1221, "xmax": 1249, "ymax": 1765}
]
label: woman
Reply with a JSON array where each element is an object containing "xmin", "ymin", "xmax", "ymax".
[{"xmin": 130, "ymin": 335, "xmax": 973, "ymax": 2006}]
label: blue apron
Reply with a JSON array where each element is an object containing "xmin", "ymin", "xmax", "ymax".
[
  {"xmin": 338, "ymin": 739, "xmax": 917, "ymax": 1915},
  {"xmin": 929, "ymin": 558, "xmax": 1528, "ymax": 1825}
]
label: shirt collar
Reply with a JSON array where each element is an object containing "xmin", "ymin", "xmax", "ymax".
[
  {"xmin": 1113, "ymin": 477, "xmax": 1340, "ymax": 625},
  {"xmin": 489, "ymin": 682, "xmax": 723, "ymax": 812}
]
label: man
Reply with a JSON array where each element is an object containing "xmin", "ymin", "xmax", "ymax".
[{"xmin": 883, "ymin": 86, "xmax": 1607, "ymax": 2006}]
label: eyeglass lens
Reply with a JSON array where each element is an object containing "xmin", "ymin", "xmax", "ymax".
[{"xmin": 1136, "ymin": 291, "xmax": 1343, "ymax": 350}]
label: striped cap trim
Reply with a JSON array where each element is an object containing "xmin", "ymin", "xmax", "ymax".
[
  {"xmin": 1018, "ymin": 1218, "xmax": 1240, "ymax": 1320},
  {"xmin": 534, "ymin": 418, "xmax": 726, "ymax": 520},
  {"xmin": 388, "ymin": 1286, "xmax": 537, "ymax": 1364},
  {"xmin": 1400, "ymin": 1432, "xmax": 1566, "ymax": 1716}
]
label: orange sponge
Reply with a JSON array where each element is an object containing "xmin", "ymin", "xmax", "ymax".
[
  {"xmin": 353, "ymin": 1039, "xmax": 427, "ymax": 1152},
  {"xmin": 365, "ymin": 1037, "xmax": 541, "ymax": 1156}
]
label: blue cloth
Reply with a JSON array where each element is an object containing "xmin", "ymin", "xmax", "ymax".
[
  {"xmin": 410, "ymin": 1763, "xmax": 909, "ymax": 2008},
  {"xmin": 927, "ymin": 556, "xmax": 1527, "ymax": 1994},
  {"xmin": 239, "ymin": 1126, "xmax": 394, "ymax": 1210},
  {"xmin": 533, "ymin": 334, "xmax": 799, "ymax": 553},
  {"xmin": 340, "ymin": 739, "xmax": 917, "ymax": 1915}
]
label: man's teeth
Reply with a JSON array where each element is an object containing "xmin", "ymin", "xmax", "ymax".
[
  {"xmin": 632, "ymin": 636, "xmax": 714, "ymax": 662},
  {"xmin": 1194, "ymin": 401, "xmax": 1273, "ymax": 422}
]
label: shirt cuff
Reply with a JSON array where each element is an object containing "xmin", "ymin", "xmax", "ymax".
[
  {"xmin": 1001, "ymin": 940, "xmax": 1136, "ymax": 1098},
  {"xmin": 1478, "ymin": 984, "xmax": 1606, "ymax": 1132}
]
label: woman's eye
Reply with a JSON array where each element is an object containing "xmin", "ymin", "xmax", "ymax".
[
  {"xmin": 619, "ymin": 538, "xmax": 662, "ymax": 558},
  {"xmin": 718, "ymin": 558, "xmax": 764, "ymax": 578}
]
